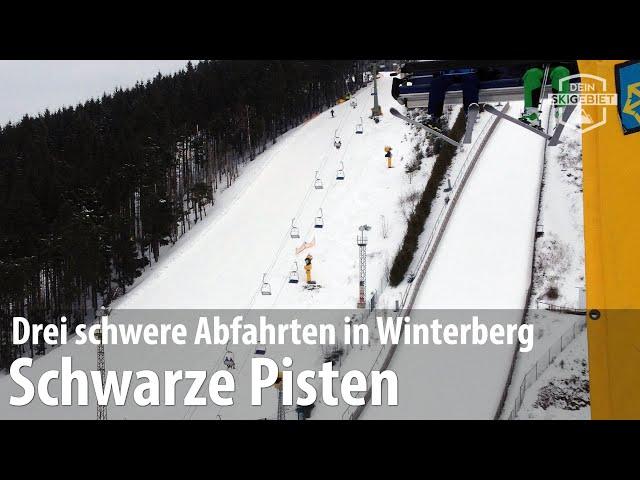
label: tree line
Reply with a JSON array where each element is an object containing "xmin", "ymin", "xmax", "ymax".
[{"xmin": 0, "ymin": 60, "xmax": 368, "ymax": 369}]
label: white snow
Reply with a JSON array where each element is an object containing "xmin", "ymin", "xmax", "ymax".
[
  {"xmin": 0, "ymin": 77, "xmax": 586, "ymax": 421},
  {"xmin": 501, "ymin": 107, "xmax": 588, "ymax": 419},
  {"xmin": 362, "ymin": 101, "xmax": 549, "ymax": 419},
  {"xmin": 0, "ymin": 74, "xmax": 429, "ymax": 419},
  {"xmin": 515, "ymin": 329, "xmax": 590, "ymax": 420}
]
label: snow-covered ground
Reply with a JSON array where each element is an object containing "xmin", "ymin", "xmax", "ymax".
[
  {"xmin": 363, "ymin": 101, "xmax": 550, "ymax": 419},
  {"xmin": 0, "ymin": 74, "xmax": 433, "ymax": 419},
  {"xmin": 501, "ymin": 106, "xmax": 589, "ymax": 419},
  {"xmin": 516, "ymin": 330, "xmax": 590, "ymax": 420},
  {"xmin": 0, "ymin": 78, "xmax": 589, "ymax": 420}
]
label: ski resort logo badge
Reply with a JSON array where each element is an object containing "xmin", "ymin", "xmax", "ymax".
[
  {"xmin": 615, "ymin": 60, "xmax": 640, "ymax": 135},
  {"xmin": 553, "ymin": 73, "xmax": 617, "ymax": 134}
]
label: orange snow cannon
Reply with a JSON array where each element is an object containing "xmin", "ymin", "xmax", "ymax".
[{"xmin": 304, "ymin": 254, "xmax": 313, "ymax": 283}]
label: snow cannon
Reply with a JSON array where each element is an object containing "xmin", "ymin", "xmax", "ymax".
[
  {"xmin": 304, "ymin": 255, "xmax": 313, "ymax": 284},
  {"xmin": 384, "ymin": 147, "xmax": 393, "ymax": 168},
  {"xmin": 273, "ymin": 372, "xmax": 284, "ymax": 390}
]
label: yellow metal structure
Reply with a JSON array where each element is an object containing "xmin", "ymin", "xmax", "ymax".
[
  {"xmin": 304, "ymin": 255, "xmax": 313, "ymax": 283},
  {"xmin": 579, "ymin": 60, "xmax": 640, "ymax": 419}
]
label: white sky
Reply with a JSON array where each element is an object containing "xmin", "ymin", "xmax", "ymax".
[{"xmin": 0, "ymin": 60, "xmax": 195, "ymax": 126}]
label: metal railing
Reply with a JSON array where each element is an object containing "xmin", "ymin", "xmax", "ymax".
[{"xmin": 536, "ymin": 300, "xmax": 586, "ymax": 316}]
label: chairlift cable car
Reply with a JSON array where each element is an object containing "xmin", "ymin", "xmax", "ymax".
[
  {"xmin": 356, "ymin": 117, "xmax": 364, "ymax": 134},
  {"xmin": 290, "ymin": 217, "xmax": 300, "ymax": 238},
  {"xmin": 336, "ymin": 161, "xmax": 345, "ymax": 180},
  {"xmin": 261, "ymin": 273, "xmax": 272, "ymax": 295},
  {"xmin": 223, "ymin": 348, "xmax": 235, "ymax": 369},
  {"xmin": 289, "ymin": 261, "xmax": 299, "ymax": 283},
  {"xmin": 334, "ymin": 130, "xmax": 342, "ymax": 149},
  {"xmin": 314, "ymin": 171, "xmax": 323, "ymax": 190},
  {"xmin": 315, "ymin": 208, "xmax": 324, "ymax": 228}
]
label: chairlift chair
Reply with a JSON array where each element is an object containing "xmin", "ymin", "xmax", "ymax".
[
  {"xmin": 261, "ymin": 273, "xmax": 272, "ymax": 295},
  {"xmin": 314, "ymin": 171, "xmax": 323, "ymax": 189},
  {"xmin": 223, "ymin": 350, "xmax": 235, "ymax": 369},
  {"xmin": 290, "ymin": 218, "xmax": 300, "ymax": 238},
  {"xmin": 255, "ymin": 343, "xmax": 267, "ymax": 355},
  {"xmin": 336, "ymin": 161, "xmax": 345, "ymax": 180},
  {"xmin": 334, "ymin": 130, "xmax": 342, "ymax": 149},
  {"xmin": 314, "ymin": 209, "xmax": 324, "ymax": 228},
  {"xmin": 289, "ymin": 261, "xmax": 299, "ymax": 283},
  {"xmin": 356, "ymin": 117, "xmax": 364, "ymax": 134}
]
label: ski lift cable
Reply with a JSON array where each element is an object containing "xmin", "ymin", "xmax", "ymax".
[
  {"xmin": 183, "ymin": 103, "xmax": 359, "ymax": 421},
  {"xmin": 269, "ymin": 86, "xmax": 369, "ymax": 285},
  {"xmin": 200, "ymin": 85, "xmax": 371, "ymax": 417},
  {"xmin": 256, "ymin": 92, "xmax": 364, "ymax": 280},
  {"xmin": 186, "ymin": 86, "xmax": 370, "ymax": 420},
  {"xmin": 250, "ymin": 83, "xmax": 368, "ymax": 294},
  {"xmin": 184, "ymin": 338, "xmax": 239, "ymax": 420},
  {"xmin": 249, "ymin": 85, "xmax": 368, "ymax": 302},
  {"xmin": 191, "ymin": 84, "xmax": 371, "ymax": 420},
  {"xmin": 194, "ymin": 106, "xmax": 336, "ymax": 307},
  {"xmin": 269, "ymin": 93, "xmax": 370, "ymax": 304},
  {"xmin": 252, "ymin": 84, "xmax": 372, "ymax": 305}
]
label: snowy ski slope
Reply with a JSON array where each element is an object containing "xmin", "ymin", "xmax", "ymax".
[
  {"xmin": 362, "ymin": 101, "xmax": 549, "ymax": 419},
  {"xmin": 0, "ymin": 74, "xmax": 428, "ymax": 419},
  {"xmin": 0, "ymin": 75, "xmax": 549, "ymax": 420}
]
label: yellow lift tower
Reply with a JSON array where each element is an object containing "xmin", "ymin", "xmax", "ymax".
[{"xmin": 579, "ymin": 60, "xmax": 640, "ymax": 419}]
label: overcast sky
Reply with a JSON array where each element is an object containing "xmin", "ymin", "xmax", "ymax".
[{"xmin": 0, "ymin": 60, "xmax": 195, "ymax": 126}]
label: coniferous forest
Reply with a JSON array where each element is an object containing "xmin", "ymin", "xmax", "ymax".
[{"xmin": 0, "ymin": 60, "xmax": 368, "ymax": 369}]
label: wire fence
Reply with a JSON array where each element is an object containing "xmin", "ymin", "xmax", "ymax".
[{"xmin": 505, "ymin": 315, "xmax": 586, "ymax": 420}]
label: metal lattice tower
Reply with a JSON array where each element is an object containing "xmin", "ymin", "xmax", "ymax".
[
  {"xmin": 277, "ymin": 389, "xmax": 285, "ymax": 421},
  {"xmin": 357, "ymin": 226, "xmax": 370, "ymax": 309},
  {"xmin": 96, "ymin": 307, "xmax": 108, "ymax": 420}
]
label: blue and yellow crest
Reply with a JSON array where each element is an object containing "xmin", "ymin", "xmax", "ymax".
[{"xmin": 615, "ymin": 60, "xmax": 640, "ymax": 135}]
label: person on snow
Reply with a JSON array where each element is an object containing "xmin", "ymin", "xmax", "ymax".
[
  {"xmin": 330, "ymin": 109, "xmax": 335, "ymax": 118},
  {"xmin": 520, "ymin": 65, "xmax": 571, "ymax": 128}
]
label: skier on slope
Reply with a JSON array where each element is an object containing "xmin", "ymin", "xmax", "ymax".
[
  {"xmin": 519, "ymin": 65, "xmax": 571, "ymax": 128},
  {"xmin": 330, "ymin": 109, "xmax": 335, "ymax": 118}
]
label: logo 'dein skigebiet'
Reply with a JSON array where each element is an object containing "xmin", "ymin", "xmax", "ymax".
[{"xmin": 553, "ymin": 74, "xmax": 617, "ymax": 134}]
